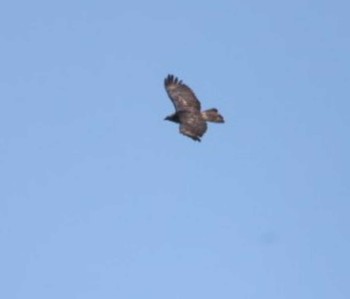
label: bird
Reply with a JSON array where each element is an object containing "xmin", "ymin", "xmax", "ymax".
[{"xmin": 164, "ymin": 74, "xmax": 224, "ymax": 142}]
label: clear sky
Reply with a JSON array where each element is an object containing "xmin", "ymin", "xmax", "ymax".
[{"xmin": 1, "ymin": 1, "xmax": 349, "ymax": 298}]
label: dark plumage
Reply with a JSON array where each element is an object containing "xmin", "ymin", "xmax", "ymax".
[{"xmin": 164, "ymin": 74, "xmax": 224, "ymax": 142}]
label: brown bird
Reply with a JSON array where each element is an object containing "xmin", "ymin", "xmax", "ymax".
[{"xmin": 164, "ymin": 74, "xmax": 224, "ymax": 142}]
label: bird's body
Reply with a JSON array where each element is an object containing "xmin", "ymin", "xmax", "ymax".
[{"xmin": 164, "ymin": 74, "xmax": 224, "ymax": 142}]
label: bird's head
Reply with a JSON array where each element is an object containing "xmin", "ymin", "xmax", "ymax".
[{"xmin": 164, "ymin": 113, "xmax": 179, "ymax": 123}]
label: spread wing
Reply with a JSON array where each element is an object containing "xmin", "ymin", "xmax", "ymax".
[
  {"xmin": 178, "ymin": 110, "xmax": 207, "ymax": 142},
  {"xmin": 164, "ymin": 74, "xmax": 201, "ymax": 112}
]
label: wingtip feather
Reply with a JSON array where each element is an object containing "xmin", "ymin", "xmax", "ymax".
[{"xmin": 165, "ymin": 74, "xmax": 181, "ymax": 87}]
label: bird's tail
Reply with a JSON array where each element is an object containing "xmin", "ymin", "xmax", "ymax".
[{"xmin": 201, "ymin": 108, "xmax": 224, "ymax": 123}]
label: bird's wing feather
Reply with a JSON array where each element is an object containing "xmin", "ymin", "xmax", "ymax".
[
  {"xmin": 178, "ymin": 110, "xmax": 207, "ymax": 140},
  {"xmin": 164, "ymin": 75, "xmax": 201, "ymax": 112}
]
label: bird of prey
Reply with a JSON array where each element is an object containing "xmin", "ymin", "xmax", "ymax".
[{"xmin": 164, "ymin": 74, "xmax": 224, "ymax": 142}]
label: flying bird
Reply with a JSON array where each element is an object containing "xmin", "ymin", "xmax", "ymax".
[{"xmin": 164, "ymin": 74, "xmax": 224, "ymax": 142}]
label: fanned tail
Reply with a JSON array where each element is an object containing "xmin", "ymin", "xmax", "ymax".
[{"xmin": 201, "ymin": 108, "xmax": 224, "ymax": 123}]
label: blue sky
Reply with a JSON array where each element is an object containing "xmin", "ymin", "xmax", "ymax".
[{"xmin": 1, "ymin": 1, "xmax": 349, "ymax": 298}]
